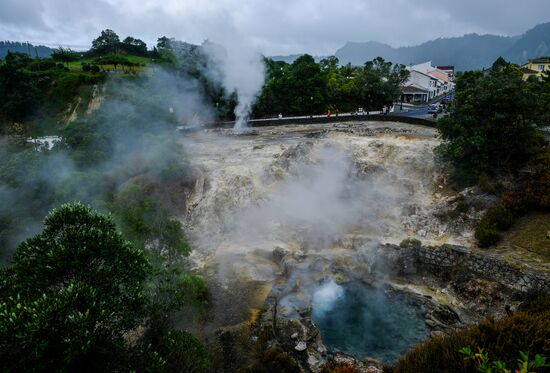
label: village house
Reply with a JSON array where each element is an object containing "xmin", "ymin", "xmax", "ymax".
[
  {"xmin": 400, "ymin": 61, "xmax": 454, "ymax": 103},
  {"xmin": 521, "ymin": 57, "xmax": 550, "ymax": 80},
  {"xmin": 428, "ymin": 69, "xmax": 452, "ymax": 96},
  {"xmin": 436, "ymin": 65, "xmax": 455, "ymax": 80}
]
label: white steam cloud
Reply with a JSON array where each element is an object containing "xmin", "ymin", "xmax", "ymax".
[
  {"xmin": 203, "ymin": 37, "xmax": 265, "ymax": 131},
  {"xmin": 225, "ymin": 146, "xmax": 403, "ymax": 249},
  {"xmin": 312, "ymin": 278, "xmax": 345, "ymax": 314}
]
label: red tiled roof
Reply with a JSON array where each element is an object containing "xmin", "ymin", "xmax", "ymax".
[{"xmin": 429, "ymin": 70, "xmax": 450, "ymax": 82}]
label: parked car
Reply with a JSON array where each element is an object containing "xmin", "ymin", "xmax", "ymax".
[
  {"xmin": 428, "ymin": 103, "xmax": 443, "ymax": 114},
  {"xmin": 427, "ymin": 104, "xmax": 438, "ymax": 114}
]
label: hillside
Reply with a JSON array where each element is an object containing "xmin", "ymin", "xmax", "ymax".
[
  {"xmin": 0, "ymin": 41, "xmax": 54, "ymax": 59},
  {"xmin": 335, "ymin": 34, "xmax": 516, "ymax": 70},
  {"xmin": 503, "ymin": 22, "xmax": 550, "ymax": 63},
  {"xmin": 272, "ymin": 21, "xmax": 550, "ymax": 70}
]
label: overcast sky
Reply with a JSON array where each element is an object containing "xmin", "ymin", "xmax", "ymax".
[{"xmin": 1, "ymin": 0, "xmax": 549, "ymax": 55}]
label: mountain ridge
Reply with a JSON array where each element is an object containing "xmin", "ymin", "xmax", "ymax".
[{"xmin": 272, "ymin": 22, "xmax": 550, "ymax": 71}]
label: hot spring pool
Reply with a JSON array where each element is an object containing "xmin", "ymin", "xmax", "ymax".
[{"xmin": 311, "ymin": 279, "xmax": 428, "ymax": 363}]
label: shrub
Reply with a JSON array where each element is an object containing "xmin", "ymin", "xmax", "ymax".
[
  {"xmin": 91, "ymin": 64, "xmax": 100, "ymax": 73},
  {"xmin": 475, "ymin": 220, "xmax": 502, "ymax": 247},
  {"xmin": 399, "ymin": 238, "xmax": 422, "ymax": 248},
  {"xmin": 241, "ymin": 347, "xmax": 301, "ymax": 373},
  {"xmin": 387, "ymin": 297, "xmax": 550, "ymax": 373},
  {"xmin": 28, "ymin": 59, "xmax": 57, "ymax": 71},
  {"xmin": 474, "ymin": 202, "xmax": 515, "ymax": 247},
  {"xmin": 155, "ymin": 330, "xmax": 212, "ymax": 373},
  {"xmin": 483, "ymin": 203, "xmax": 514, "ymax": 231},
  {"xmin": 82, "ymin": 63, "xmax": 91, "ymax": 72},
  {"xmin": 321, "ymin": 362, "xmax": 363, "ymax": 373}
]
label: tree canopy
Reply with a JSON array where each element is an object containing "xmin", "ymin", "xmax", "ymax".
[
  {"xmin": 0, "ymin": 203, "xmax": 155, "ymax": 371},
  {"xmin": 253, "ymin": 55, "xmax": 408, "ymax": 117},
  {"xmin": 436, "ymin": 62, "xmax": 546, "ymax": 183},
  {"xmin": 91, "ymin": 29, "xmax": 121, "ymax": 55}
]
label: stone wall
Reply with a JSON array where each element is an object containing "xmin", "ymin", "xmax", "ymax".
[
  {"xmin": 371, "ymin": 243, "xmax": 549, "ymax": 295},
  {"xmin": 410, "ymin": 244, "xmax": 550, "ymax": 294},
  {"xmin": 203, "ymin": 114, "xmax": 436, "ymax": 129}
]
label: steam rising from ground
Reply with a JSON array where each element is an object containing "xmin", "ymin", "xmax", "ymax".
[
  {"xmin": 0, "ymin": 68, "xmax": 212, "ymax": 260},
  {"xmin": 226, "ymin": 146, "xmax": 402, "ymax": 248},
  {"xmin": 181, "ymin": 128, "xmax": 445, "ymax": 283},
  {"xmin": 203, "ymin": 39, "xmax": 265, "ymax": 131},
  {"xmin": 312, "ymin": 278, "xmax": 345, "ymax": 314}
]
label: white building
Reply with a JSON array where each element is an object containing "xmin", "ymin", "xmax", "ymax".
[
  {"xmin": 401, "ymin": 70, "xmax": 439, "ymax": 103},
  {"xmin": 401, "ymin": 61, "xmax": 454, "ymax": 103}
]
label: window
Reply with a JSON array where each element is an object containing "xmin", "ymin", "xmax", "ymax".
[{"xmin": 538, "ymin": 64, "xmax": 545, "ymax": 71}]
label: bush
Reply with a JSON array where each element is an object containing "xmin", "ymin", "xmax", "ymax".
[
  {"xmin": 474, "ymin": 202, "xmax": 514, "ymax": 247},
  {"xmin": 321, "ymin": 362, "xmax": 363, "ymax": 373},
  {"xmin": 28, "ymin": 59, "xmax": 58, "ymax": 71},
  {"xmin": 91, "ymin": 64, "xmax": 100, "ymax": 73},
  {"xmin": 483, "ymin": 203, "xmax": 514, "ymax": 231},
  {"xmin": 399, "ymin": 238, "xmax": 422, "ymax": 248},
  {"xmin": 241, "ymin": 347, "xmax": 301, "ymax": 373},
  {"xmin": 82, "ymin": 63, "xmax": 91, "ymax": 72},
  {"xmin": 475, "ymin": 222, "xmax": 502, "ymax": 247},
  {"xmin": 387, "ymin": 297, "xmax": 550, "ymax": 373},
  {"xmin": 155, "ymin": 330, "xmax": 211, "ymax": 373}
]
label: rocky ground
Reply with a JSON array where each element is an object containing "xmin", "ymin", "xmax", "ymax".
[{"xmin": 175, "ymin": 121, "xmax": 547, "ymax": 372}]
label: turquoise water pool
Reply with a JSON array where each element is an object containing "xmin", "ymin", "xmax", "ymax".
[{"xmin": 311, "ymin": 280, "xmax": 428, "ymax": 363}]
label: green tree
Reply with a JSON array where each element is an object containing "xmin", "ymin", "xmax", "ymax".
[
  {"xmin": 288, "ymin": 54, "xmax": 327, "ymax": 114},
  {"xmin": 51, "ymin": 47, "xmax": 78, "ymax": 67},
  {"xmin": 113, "ymin": 183, "xmax": 190, "ymax": 262},
  {"xmin": 354, "ymin": 57, "xmax": 409, "ymax": 110},
  {"xmin": 436, "ymin": 60, "xmax": 544, "ymax": 184},
  {"xmin": 121, "ymin": 36, "xmax": 147, "ymax": 56},
  {"xmin": 0, "ymin": 202, "xmax": 157, "ymax": 371},
  {"xmin": 157, "ymin": 36, "xmax": 173, "ymax": 50},
  {"xmin": 91, "ymin": 29, "xmax": 121, "ymax": 55},
  {"xmin": 0, "ymin": 52, "xmax": 40, "ymax": 126}
]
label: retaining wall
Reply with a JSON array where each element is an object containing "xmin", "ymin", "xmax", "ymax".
[{"xmin": 390, "ymin": 245, "xmax": 550, "ymax": 293}]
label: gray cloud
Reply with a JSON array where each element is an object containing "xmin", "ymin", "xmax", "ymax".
[{"xmin": 1, "ymin": 0, "xmax": 549, "ymax": 55}]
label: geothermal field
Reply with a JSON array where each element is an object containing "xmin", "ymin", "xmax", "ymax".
[{"xmin": 173, "ymin": 120, "xmax": 530, "ymax": 369}]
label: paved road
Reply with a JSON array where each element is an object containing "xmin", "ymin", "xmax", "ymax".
[
  {"xmin": 248, "ymin": 110, "xmax": 384, "ymax": 124},
  {"xmin": 393, "ymin": 105, "xmax": 431, "ymax": 118}
]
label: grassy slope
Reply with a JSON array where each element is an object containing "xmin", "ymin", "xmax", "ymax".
[
  {"xmin": 66, "ymin": 55, "xmax": 153, "ymax": 72},
  {"xmin": 500, "ymin": 212, "xmax": 550, "ymax": 259}
]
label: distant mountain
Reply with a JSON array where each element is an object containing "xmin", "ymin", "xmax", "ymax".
[
  {"xmin": 503, "ymin": 22, "xmax": 550, "ymax": 63},
  {"xmin": 335, "ymin": 34, "xmax": 517, "ymax": 71},
  {"xmin": 271, "ymin": 22, "xmax": 550, "ymax": 71},
  {"xmin": 0, "ymin": 41, "xmax": 54, "ymax": 59},
  {"xmin": 271, "ymin": 54, "xmax": 326, "ymax": 64}
]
